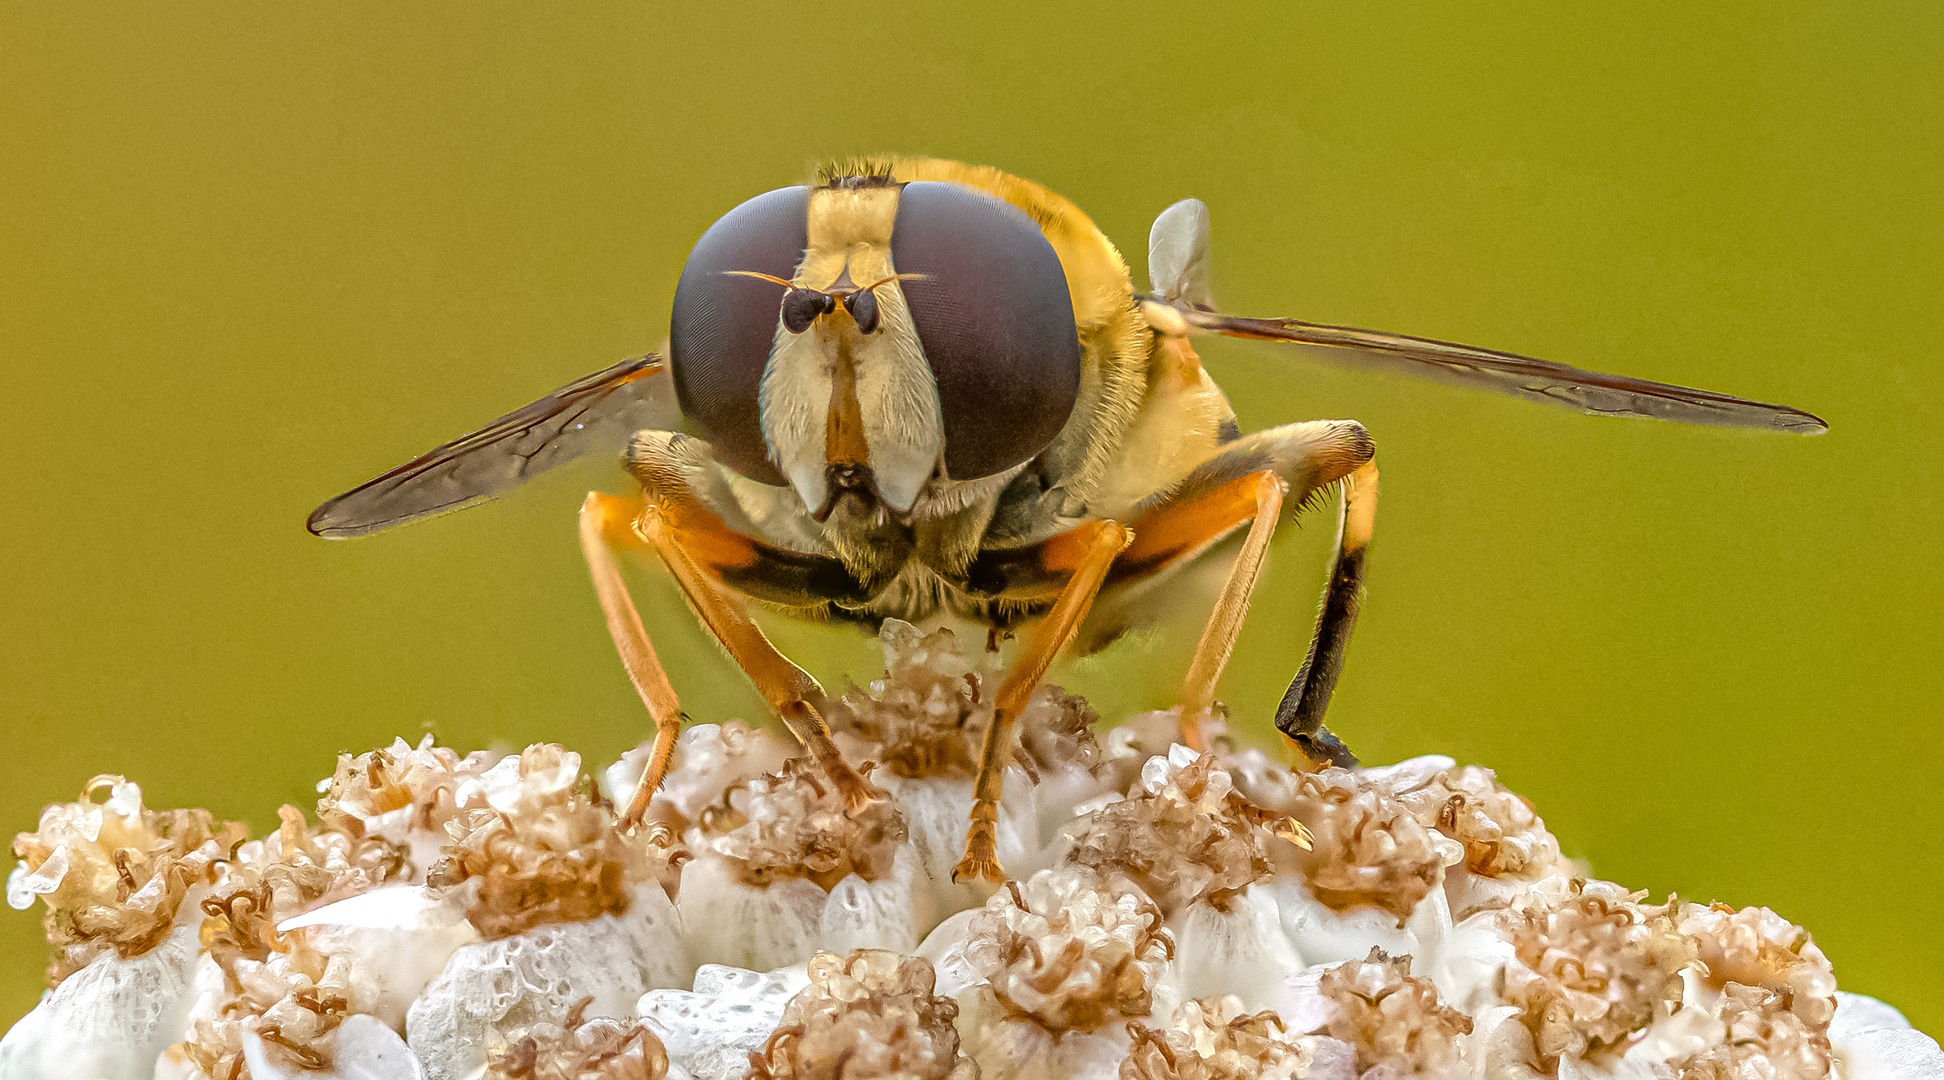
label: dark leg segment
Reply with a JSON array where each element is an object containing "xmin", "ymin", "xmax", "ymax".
[{"xmin": 1274, "ymin": 459, "xmax": 1379, "ymax": 768}]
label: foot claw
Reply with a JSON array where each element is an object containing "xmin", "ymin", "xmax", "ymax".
[
  {"xmin": 828, "ymin": 761, "xmax": 882, "ymax": 816},
  {"xmin": 953, "ymin": 811, "xmax": 1005, "ymax": 883},
  {"xmin": 951, "ymin": 852, "xmax": 1005, "ymax": 884}
]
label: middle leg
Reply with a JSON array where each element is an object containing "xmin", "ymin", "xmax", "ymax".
[{"xmin": 954, "ymin": 519, "xmax": 1132, "ymax": 883}]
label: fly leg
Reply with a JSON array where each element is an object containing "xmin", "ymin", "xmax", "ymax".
[
  {"xmin": 953, "ymin": 519, "xmax": 1132, "ymax": 883},
  {"xmin": 579, "ymin": 492, "xmax": 685, "ymax": 827},
  {"xmin": 1101, "ymin": 420, "xmax": 1376, "ymax": 763},
  {"xmin": 1115, "ymin": 471, "xmax": 1286, "ymax": 750},
  {"xmin": 1274, "ymin": 458, "xmax": 1378, "ymax": 768},
  {"xmin": 621, "ymin": 433, "xmax": 881, "ymax": 813}
]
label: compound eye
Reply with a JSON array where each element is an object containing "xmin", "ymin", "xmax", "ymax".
[
  {"xmin": 669, "ymin": 185, "xmax": 808, "ymax": 485},
  {"xmin": 891, "ymin": 182, "xmax": 1081, "ymax": 480}
]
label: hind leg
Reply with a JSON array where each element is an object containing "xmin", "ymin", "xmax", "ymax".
[{"xmin": 1105, "ymin": 420, "xmax": 1376, "ymax": 760}]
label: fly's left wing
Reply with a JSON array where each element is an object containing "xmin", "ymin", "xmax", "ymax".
[
  {"xmin": 308, "ymin": 355, "xmax": 680, "ymax": 538},
  {"xmin": 1143, "ymin": 199, "xmax": 1827, "ymax": 435}
]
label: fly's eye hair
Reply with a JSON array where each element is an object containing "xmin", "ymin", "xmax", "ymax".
[
  {"xmin": 781, "ymin": 288, "xmax": 835, "ymax": 334},
  {"xmin": 668, "ymin": 185, "xmax": 808, "ymax": 486},
  {"xmin": 842, "ymin": 288, "xmax": 880, "ymax": 334},
  {"xmin": 891, "ymin": 182, "xmax": 1081, "ymax": 481}
]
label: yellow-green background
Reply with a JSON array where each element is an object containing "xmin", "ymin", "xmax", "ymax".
[{"xmin": 2, "ymin": 1, "xmax": 1937, "ymax": 1034}]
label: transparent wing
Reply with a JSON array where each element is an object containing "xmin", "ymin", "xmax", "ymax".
[
  {"xmin": 308, "ymin": 355, "xmax": 681, "ymax": 538},
  {"xmin": 1169, "ymin": 304, "xmax": 1827, "ymax": 434}
]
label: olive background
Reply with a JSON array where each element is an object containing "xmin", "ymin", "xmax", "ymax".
[{"xmin": 2, "ymin": 2, "xmax": 1939, "ymax": 1034}]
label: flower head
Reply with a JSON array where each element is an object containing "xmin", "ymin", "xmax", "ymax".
[
  {"xmin": 1679, "ymin": 902, "xmax": 1836, "ymax": 1028},
  {"xmin": 1316, "ymin": 948, "xmax": 1472, "ymax": 1075},
  {"xmin": 486, "ymin": 996, "xmax": 671, "ymax": 1080},
  {"xmin": 828, "ymin": 620, "xmax": 1100, "ymax": 781},
  {"xmin": 1501, "ymin": 879, "xmax": 1697, "ymax": 1068},
  {"xmin": 8, "ymin": 776, "xmax": 244, "ymax": 983},
  {"xmin": 1393, "ymin": 765, "xmax": 1560, "ymax": 880},
  {"xmin": 964, "ymin": 867, "xmax": 1172, "ymax": 1032},
  {"xmin": 698, "ymin": 756, "xmax": 906, "ymax": 889},
  {"xmin": 1288, "ymin": 767, "xmax": 1451, "ymax": 923},
  {"xmin": 428, "ymin": 744, "xmax": 680, "ymax": 939},
  {"xmin": 1065, "ymin": 747, "xmax": 1278, "ymax": 914},
  {"xmin": 747, "ymin": 949, "xmax": 977, "ymax": 1080},
  {"xmin": 1123, "ymin": 996, "xmax": 1313, "ymax": 1080}
]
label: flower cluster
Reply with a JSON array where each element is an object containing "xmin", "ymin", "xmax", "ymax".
[{"xmin": 0, "ymin": 619, "xmax": 1935, "ymax": 1080}]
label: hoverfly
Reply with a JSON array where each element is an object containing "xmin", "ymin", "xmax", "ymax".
[{"xmin": 310, "ymin": 158, "xmax": 1824, "ymax": 883}]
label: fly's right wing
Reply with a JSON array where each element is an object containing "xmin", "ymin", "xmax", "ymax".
[
  {"xmin": 1143, "ymin": 198, "xmax": 1827, "ymax": 435},
  {"xmin": 308, "ymin": 355, "xmax": 681, "ymax": 538}
]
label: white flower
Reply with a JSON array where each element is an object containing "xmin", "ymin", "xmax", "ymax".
[
  {"xmin": 406, "ymin": 884, "xmax": 685, "ymax": 1080},
  {"xmin": 1, "ymin": 629, "xmax": 1935, "ymax": 1080}
]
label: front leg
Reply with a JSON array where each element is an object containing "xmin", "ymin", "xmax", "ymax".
[
  {"xmin": 608, "ymin": 433, "xmax": 886, "ymax": 815},
  {"xmin": 953, "ymin": 520, "xmax": 1132, "ymax": 883}
]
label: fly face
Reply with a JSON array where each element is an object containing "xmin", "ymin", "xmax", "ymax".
[{"xmin": 667, "ymin": 173, "xmax": 1082, "ymax": 528}]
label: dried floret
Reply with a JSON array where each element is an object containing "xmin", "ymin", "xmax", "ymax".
[
  {"xmin": 185, "ymin": 948, "xmax": 354, "ymax": 1077},
  {"xmin": 1289, "ymin": 767, "xmax": 1448, "ymax": 921},
  {"xmin": 697, "ymin": 756, "xmax": 906, "ymax": 889},
  {"xmin": 1679, "ymin": 902, "xmax": 1837, "ymax": 1028},
  {"xmin": 963, "ymin": 867, "xmax": 1171, "ymax": 1032},
  {"xmin": 186, "ymin": 804, "xmax": 409, "ymax": 1077},
  {"xmin": 1501, "ymin": 879, "xmax": 1696, "ymax": 1068},
  {"xmin": 828, "ymin": 619, "xmax": 1099, "ymax": 780},
  {"xmin": 199, "ymin": 805, "xmax": 406, "ymax": 972},
  {"xmin": 486, "ymin": 996, "xmax": 670, "ymax": 1080},
  {"xmin": 1316, "ymin": 948, "xmax": 1472, "ymax": 1075},
  {"xmin": 1123, "ymin": 996, "xmax": 1314, "ymax": 1080},
  {"xmin": 429, "ymin": 744, "xmax": 679, "ymax": 939},
  {"xmin": 1393, "ymin": 765, "xmax": 1560, "ymax": 879},
  {"xmin": 8, "ymin": 775, "xmax": 245, "ymax": 984},
  {"xmin": 317, "ymin": 736, "xmax": 498, "ymax": 840},
  {"xmin": 606, "ymin": 721, "xmax": 794, "ymax": 830},
  {"xmin": 1066, "ymin": 747, "xmax": 1286, "ymax": 913},
  {"xmin": 746, "ymin": 949, "xmax": 977, "ymax": 1080},
  {"xmin": 1670, "ymin": 983, "xmax": 1832, "ymax": 1080}
]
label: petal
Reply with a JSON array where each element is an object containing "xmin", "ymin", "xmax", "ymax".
[
  {"xmin": 637, "ymin": 964, "xmax": 808, "ymax": 1080},
  {"xmin": 1836, "ymin": 1026, "xmax": 1944, "ymax": 1080},
  {"xmin": 1831, "ymin": 990, "xmax": 1914, "ymax": 1038},
  {"xmin": 0, "ymin": 919, "xmax": 199, "ymax": 1080}
]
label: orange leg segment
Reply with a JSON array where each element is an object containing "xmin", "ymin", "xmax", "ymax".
[
  {"xmin": 953, "ymin": 519, "xmax": 1132, "ymax": 883},
  {"xmin": 633, "ymin": 502, "xmax": 878, "ymax": 813},
  {"xmin": 1171, "ymin": 471, "xmax": 1287, "ymax": 749},
  {"xmin": 579, "ymin": 492, "xmax": 684, "ymax": 827}
]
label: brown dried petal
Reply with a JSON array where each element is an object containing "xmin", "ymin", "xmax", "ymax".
[
  {"xmin": 11, "ymin": 776, "xmax": 245, "ymax": 983},
  {"xmin": 1122, "ymin": 996, "xmax": 1312, "ymax": 1080},
  {"xmin": 1502, "ymin": 879, "xmax": 1696, "ymax": 1068},
  {"xmin": 1394, "ymin": 766, "xmax": 1561, "ymax": 879},
  {"xmin": 699, "ymin": 757, "xmax": 905, "ymax": 889},
  {"xmin": 747, "ymin": 949, "xmax": 977, "ymax": 1080},
  {"xmin": 1291, "ymin": 768, "xmax": 1445, "ymax": 921},
  {"xmin": 486, "ymin": 997, "xmax": 670, "ymax": 1080},
  {"xmin": 316, "ymin": 736, "xmax": 498, "ymax": 839},
  {"xmin": 965, "ymin": 868, "xmax": 1171, "ymax": 1032},
  {"xmin": 1065, "ymin": 748, "xmax": 1270, "ymax": 913},
  {"xmin": 184, "ymin": 947, "xmax": 353, "ymax": 1077},
  {"xmin": 430, "ymin": 744, "xmax": 675, "ymax": 939},
  {"xmin": 1317, "ymin": 948, "xmax": 1472, "ymax": 1075},
  {"xmin": 200, "ymin": 804, "xmax": 407, "ymax": 973},
  {"xmin": 1678, "ymin": 903, "xmax": 1837, "ymax": 1028},
  {"xmin": 827, "ymin": 620, "xmax": 1098, "ymax": 781},
  {"xmin": 1670, "ymin": 984, "xmax": 1832, "ymax": 1080}
]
